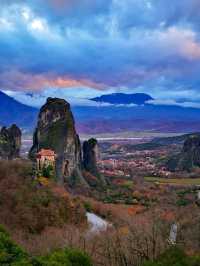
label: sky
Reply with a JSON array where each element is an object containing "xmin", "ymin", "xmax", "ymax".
[{"xmin": 1, "ymin": 0, "xmax": 200, "ymax": 107}]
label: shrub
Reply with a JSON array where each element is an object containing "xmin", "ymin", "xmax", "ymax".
[
  {"xmin": 83, "ymin": 201, "xmax": 92, "ymax": 212},
  {"xmin": 0, "ymin": 160, "xmax": 86, "ymax": 234},
  {"xmin": 143, "ymin": 247, "xmax": 200, "ymax": 266},
  {"xmin": 42, "ymin": 165, "xmax": 54, "ymax": 179},
  {"xmin": 0, "ymin": 225, "xmax": 92, "ymax": 266},
  {"xmin": 176, "ymin": 198, "xmax": 190, "ymax": 206},
  {"xmin": 32, "ymin": 249, "xmax": 92, "ymax": 266},
  {"xmin": 65, "ymin": 248, "xmax": 92, "ymax": 266},
  {"xmin": 0, "ymin": 225, "xmax": 31, "ymax": 265}
]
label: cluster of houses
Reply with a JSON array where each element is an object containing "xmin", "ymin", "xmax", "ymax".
[
  {"xmin": 98, "ymin": 151, "xmax": 171, "ymax": 178},
  {"xmin": 35, "ymin": 145, "xmax": 172, "ymax": 179}
]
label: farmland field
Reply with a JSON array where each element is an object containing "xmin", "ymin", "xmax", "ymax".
[{"xmin": 144, "ymin": 176, "xmax": 200, "ymax": 186}]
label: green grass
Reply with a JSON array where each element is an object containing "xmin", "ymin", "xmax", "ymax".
[
  {"xmin": 122, "ymin": 180, "xmax": 134, "ymax": 188},
  {"xmin": 144, "ymin": 176, "xmax": 200, "ymax": 186}
]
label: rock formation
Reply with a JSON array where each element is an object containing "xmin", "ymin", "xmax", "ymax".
[
  {"xmin": 83, "ymin": 138, "xmax": 99, "ymax": 175},
  {"xmin": 180, "ymin": 134, "xmax": 200, "ymax": 170},
  {"xmin": 29, "ymin": 98, "xmax": 87, "ymax": 186},
  {"xmin": 0, "ymin": 124, "xmax": 21, "ymax": 159},
  {"xmin": 167, "ymin": 134, "xmax": 200, "ymax": 172},
  {"xmin": 83, "ymin": 138, "xmax": 106, "ymax": 186}
]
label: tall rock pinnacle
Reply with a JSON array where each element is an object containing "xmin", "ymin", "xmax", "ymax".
[
  {"xmin": 83, "ymin": 138, "xmax": 106, "ymax": 186},
  {"xmin": 83, "ymin": 138, "xmax": 99, "ymax": 176},
  {"xmin": 0, "ymin": 124, "xmax": 21, "ymax": 159},
  {"xmin": 29, "ymin": 97, "xmax": 87, "ymax": 185}
]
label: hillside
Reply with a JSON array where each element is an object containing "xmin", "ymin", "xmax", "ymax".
[
  {"xmin": 0, "ymin": 91, "xmax": 37, "ymax": 128},
  {"xmin": 73, "ymin": 104, "xmax": 200, "ymax": 134},
  {"xmin": 128, "ymin": 132, "xmax": 200, "ymax": 152},
  {"xmin": 152, "ymin": 132, "xmax": 200, "ymax": 146},
  {"xmin": 0, "ymin": 160, "xmax": 86, "ymax": 234}
]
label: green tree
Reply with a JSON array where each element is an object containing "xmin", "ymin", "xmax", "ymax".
[
  {"xmin": 0, "ymin": 225, "xmax": 31, "ymax": 265},
  {"xmin": 33, "ymin": 249, "xmax": 92, "ymax": 266},
  {"xmin": 143, "ymin": 247, "xmax": 200, "ymax": 266}
]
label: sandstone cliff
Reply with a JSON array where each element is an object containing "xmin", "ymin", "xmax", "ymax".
[
  {"xmin": 29, "ymin": 98, "xmax": 87, "ymax": 186},
  {"xmin": 0, "ymin": 124, "xmax": 21, "ymax": 159}
]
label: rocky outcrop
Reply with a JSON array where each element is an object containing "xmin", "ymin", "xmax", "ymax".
[
  {"xmin": 0, "ymin": 124, "xmax": 21, "ymax": 159},
  {"xmin": 29, "ymin": 98, "xmax": 87, "ymax": 186},
  {"xmin": 180, "ymin": 135, "xmax": 200, "ymax": 170},
  {"xmin": 167, "ymin": 134, "xmax": 200, "ymax": 172},
  {"xmin": 83, "ymin": 138, "xmax": 106, "ymax": 186},
  {"xmin": 83, "ymin": 138, "xmax": 99, "ymax": 175}
]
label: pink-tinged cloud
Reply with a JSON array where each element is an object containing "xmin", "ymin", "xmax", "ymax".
[
  {"xmin": 158, "ymin": 27, "xmax": 200, "ymax": 60},
  {"xmin": 0, "ymin": 70, "xmax": 106, "ymax": 91},
  {"xmin": 181, "ymin": 39, "xmax": 200, "ymax": 60},
  {"xmin": 41, "ymin": 0, "xmax": 100, "ymax": 14},
  {"xmin": 48, "ymin": 0, "xmax": 74, "ymax": 10}
]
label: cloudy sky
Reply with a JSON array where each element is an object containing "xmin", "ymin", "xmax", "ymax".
[{"xmin": 1, "ymin": 0, "xmax": 200, "ymax": 107}]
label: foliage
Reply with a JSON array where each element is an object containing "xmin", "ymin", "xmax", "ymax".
[
  {"xmin": 34, "ymin": 249, "xmax": 92, "ymax": 266},
  {"xmin": 0, "ymin": 225, "xmax": 92, "ymax": 266},
  {"xmin": 0, "ymin": 225, "xmax": 31, "ymax": 265},
  {"xmin": 143, "ymin": 247, "xmax": 200, "ymax": 266},
  {"xmin": 37, "ymin": 176, "xmax": 50, "ymax": 186},
  {"xmin": 83, "ymin": 201, "xmax": 92, "ymax": 212},
  {"xmin": 42, "ymin": 164, "xmax": 54, "ymax": 179},
  {"xmin": 144, "ymin": 176, "xmax": 200, "ymax": 185},
  {"xmin": 176, "ymin": 198, "xmax": 190, "ymax": 206},
  {"xmin": 0, "ymin": 160, "xmax": 86, "ymax": 234}
]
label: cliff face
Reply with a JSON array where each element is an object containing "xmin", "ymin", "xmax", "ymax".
[
  {"xmin": 29, "ymin": 98, "xmax": 86, "ymax": 185},
  {"xmin": 180, "ymin": 135, "xmax": 200, "ymax": 171},
  {"xmin": 167, "ymin": 134, "xmax": 200, "ymax": 172},
  {"xmin": 0, "ymin": 124, "xmax": 21, "ymax": 159},
  {"xmin": 83, "ymin": 138, "xmax": 106, "ymax": 186}
]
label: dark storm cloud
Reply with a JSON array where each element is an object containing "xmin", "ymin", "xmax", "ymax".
[{"xmin": 0, "ymin": 0, "xmax": 200, "ymax": 105}]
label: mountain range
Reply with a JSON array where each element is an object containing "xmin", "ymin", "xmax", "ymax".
[
  {"xmin": 90, "ymin": 93, "xmax": 153, "ymax": 105},
  {"xmin": 0, "ymin": 91, "xmax": 37, "ymax": 129},
  {"xmin": 1, "ymin": 91, "xmax": 200, "ymax": 134}
]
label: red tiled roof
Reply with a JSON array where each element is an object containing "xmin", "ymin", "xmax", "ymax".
[{"xmin": 37, "ymin": 149, "xmax": 56, "ymax": 157}]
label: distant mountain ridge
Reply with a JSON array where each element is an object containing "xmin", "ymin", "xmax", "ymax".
[
  {"xmin": 90, "ymin": 93, "xmax": 153, "ymax": 105},
  {"xmin": 0, "ymin": 91, "xmax": 38, "ymax": 129},
  {"xmin": 72, "ymin": 103, "xmax": 200, "ymax": 134},
  {"xmin": 1, "ymin": 90, "xmax": 200, "ymax": 134}
]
